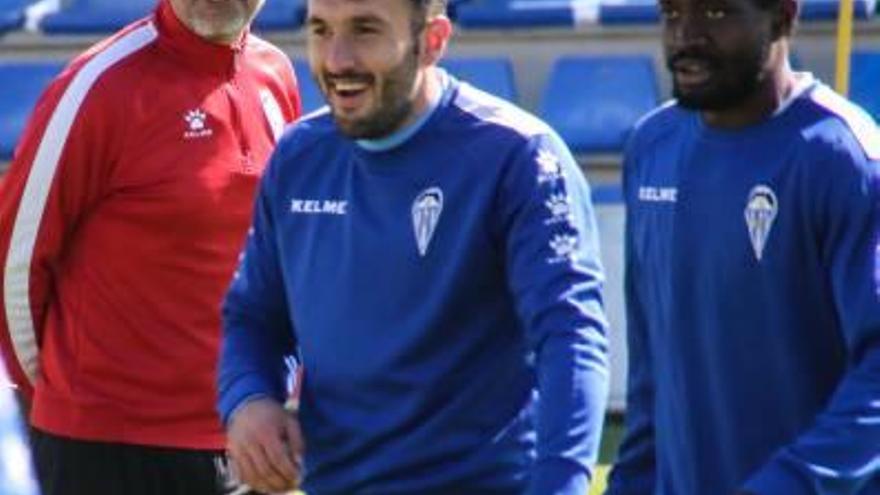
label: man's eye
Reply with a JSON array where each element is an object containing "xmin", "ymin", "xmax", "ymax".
[
  {"xmin": 660, "ymin": 8, "xmax": 680, "ymax": 20},
  {"xmin": 308, "ymin": 25, "xmax": 328, "ymax": 37},
  {"xmin": 706, "ymin": 8, "xmax": 726, "ymax": 20},
  {"xmin": 354, "ymin": 26, "xmax": 380, "ymax": 36}
]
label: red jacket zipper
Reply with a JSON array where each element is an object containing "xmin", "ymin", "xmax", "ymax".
[{"xmin": 225, "ymin": 50, "xmax": 255, "ymax": 175}]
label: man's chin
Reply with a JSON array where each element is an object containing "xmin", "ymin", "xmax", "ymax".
[
  {"xmin": 331, "ymin": 111, "xmax": 369, "ymax": 138},
  {"xmin": 673, "ymin": 79, "xmax": 760, "ymax": 112},
  {"xmin": 675, "ymin": 90, "xmax": 735, "ymax": 112},
  {"xmin": 191, "ymin": 19, "xmax": 247, "ymax": 43}
]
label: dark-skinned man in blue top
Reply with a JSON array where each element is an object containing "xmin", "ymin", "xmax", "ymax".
[
  {"xmin": 607, "ymin": 0, "xmax": 880, "ymax": 493},
  {"xmin": 216, "ymin": 0, "xmax": 611, "ymax": 493}
]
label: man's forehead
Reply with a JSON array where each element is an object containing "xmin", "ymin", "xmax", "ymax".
[
  {"xmin": 308, "ymin": 0, "xmax": 408, "ymax": 16},
  {"xmin": 661, "ymin": 0, "xmax": 742, "ymax": 6}
]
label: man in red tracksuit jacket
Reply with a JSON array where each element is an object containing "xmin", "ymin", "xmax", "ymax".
[{"xmin": 0, "ymin": 0, "xmax": 301, "ymax": 493}]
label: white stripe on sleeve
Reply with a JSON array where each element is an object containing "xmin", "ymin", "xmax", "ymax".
[{"xmin": 3, "ymin": 23, "xmax": 158, "ymax": 385}]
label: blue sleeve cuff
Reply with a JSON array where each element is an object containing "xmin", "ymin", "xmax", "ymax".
[
  {"xmin": 742, "ymin": 456, "xmax": 812, "ymax": 495},
  {"xmin": 223, "ymin": 393, "xmax": 273, "ymax": 429},
  {"xmin": 217, "ymin": 373, "xmax": 285, "ymax": 426},
  {"xmin": 527, "ymin": 458, "xmax": 591, "ymax": 495}
]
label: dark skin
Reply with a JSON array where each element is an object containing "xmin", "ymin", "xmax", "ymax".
[
  {"xmin": 661, "ymin": 0, "xmax": 799, "ymax": 129},
  {"xmin": 658, "ymin": 0, "xmax": 793, "ymax": 493}
]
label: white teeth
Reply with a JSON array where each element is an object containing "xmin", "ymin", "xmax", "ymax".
[
  {"xmin": 334, "ymin": 81, "xmax": 368, "ymax": 92},
  {"xmin": 678, "ymin": 60, "xmax": 708, "ymax": 74}
]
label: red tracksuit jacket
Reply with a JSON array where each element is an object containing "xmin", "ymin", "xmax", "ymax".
[{"xmin": 0, "ymin": 0, "xmax": 301, "ymax": 449}]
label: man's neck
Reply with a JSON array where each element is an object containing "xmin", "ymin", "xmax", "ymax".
[
  {"xmin": 355, "ymin": 68, "xmax": 445, "ymax": 152},
  {"xmin": 397, "ymin": 67, "xmax": 442, "ymax": 132}
]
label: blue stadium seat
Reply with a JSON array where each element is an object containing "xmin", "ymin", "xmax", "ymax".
[
  {"xmin": 456, "ymin": 0, "xmax": 599, "ymax": 28},
  {"xmin": 0, "ymin": 0, "xmax": 32, "ymax": 35},
  {"xmin": 598, "ymin": 0, "xmax": 659, "ymax": 24},
  {"xmin": 292, "ymin": 60, "xmax": 326, "ymax": 114},
  {"xmin": 40, "ymin": 0, "xmax": 152, "ymax": 34},
  {"xmin": 850, "ymin": 51, "xmax": 880, "ymax": 122},
  {"xmin": 440, "ymin": 57, "xmax": 517, "ymax": 103},
  {"xmin": 253, "ymin": 0, "xmax": 306, "ymax": 32},
  {"xmin": 0, "ymin": 61, "xmax": 65, "ymax": 161},
  {"xmin": 540, "ymin": 55, "xmax": 659, "ymax": 154},
  {"xmin": 800, "ymin": 0, "xmax": 876, "ymax": 20}
]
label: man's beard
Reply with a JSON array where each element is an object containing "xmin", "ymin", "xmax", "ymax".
[
  {"xmin": 329, "ymin": 41, "xmax": 421, "ymax": 139},
  {"xmin": 669, "ymin": 40, "xmax": 770, "ymax": 111}
]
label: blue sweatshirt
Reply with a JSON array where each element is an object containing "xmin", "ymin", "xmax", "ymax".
[
  {"xmin": 607, "ymin": 76, "xmax": 880, "ymax": 495},
  {"xmin": 218, "ymin": 73, "xmax": 609, "ymax": 494}
]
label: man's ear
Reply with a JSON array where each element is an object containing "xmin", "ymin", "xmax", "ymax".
[
  {"xmin": 421, "ymin": 16, "xmax": 453, "ymax": 66},
  {"xmin": 772, "ymin": 0, "xmax": 798, "ymax": 39}
]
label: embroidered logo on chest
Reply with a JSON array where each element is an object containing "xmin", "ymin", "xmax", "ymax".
[
  {"xmin": 638, "ymin": 186, "xmax": 677, "ymax": 203},
  {"xmin": 744, "ymin": 184, "xmax": 778, "ymax": 261},
  {"xmin": 412, "ymin": 187, "xmax": 444, "ymax": 257},
  {"xmin": 290, "ymin": 199, "xmax": 348, "ymax": 215},
  {"xmin": 183, "ymin": 109, "xmax": 213, "ymax": 139}
]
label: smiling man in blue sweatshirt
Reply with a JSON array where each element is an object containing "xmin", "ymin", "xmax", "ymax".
[
  {"xmin": 606, "ymin": 0, "xmax": 880, "ymax": 494},
  {"xmin": 216, "ymin": 0, "xmax": 610, "ymax": 493}
]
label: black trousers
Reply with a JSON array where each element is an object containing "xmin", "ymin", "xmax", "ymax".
[{"xmin": 30, "ymin": 427, "xmax": 256, "ymax": 495}]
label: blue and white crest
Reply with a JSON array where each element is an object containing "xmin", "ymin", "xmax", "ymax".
[
  {"xmin": 744, "ymin": 185, "xmax": 778, "ymax": 261},
  {"xmin": 412, "ymin": 187, "xmax": 444, "ymax": 257}
]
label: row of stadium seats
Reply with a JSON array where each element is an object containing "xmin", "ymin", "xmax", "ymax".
[
  {"xmin": 455, "ymin": 0, "xmax": 878, "ymax": 27},
  {"xmin": 1, "ymin": 0, "xmax": 877, "ymax": 36},
  {"xmin": 0, "ymin": 0, "xmax": 306, "ymax": 35},
  {"xmin": 3, "ymin": 52, "xmax": 880, "ymax": 160}
]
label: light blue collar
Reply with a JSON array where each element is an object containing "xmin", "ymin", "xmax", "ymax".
[{"xmin": 356, "ymin": 72, "xmax": 449, "ymax": 152}]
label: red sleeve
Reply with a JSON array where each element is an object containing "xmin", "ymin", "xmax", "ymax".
[
  {"xmin": 274, "ymin": 51, "xmax": 302, "ymax": 124},
  {"xmin": 287, "ymin": 61, "xmax": 303, "ymax": 122},
  {"xmin": 0, "ymin": 63, "xmax": 120, "ymax": 399}
]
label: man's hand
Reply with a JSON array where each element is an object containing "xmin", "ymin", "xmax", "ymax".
[{"xmin": 227, "ymin": 398, "xmax": 304, "ymax": 494}]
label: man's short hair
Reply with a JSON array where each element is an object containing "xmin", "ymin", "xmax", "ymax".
[
  {"xmin": 412, "ymin": 0, "xmax": 447, "ymax": 20},
  {"xmin": 752, "ymin": 0, "xmax": 780, "ymax": 9},
  {"xmin": 408, "ymin": 0, "xmax": 447, "ymax": 34},
  {"xmin": 753, "ymin": 0, "xmax": 797, "ymax": 12}
]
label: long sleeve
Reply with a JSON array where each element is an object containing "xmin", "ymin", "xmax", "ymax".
[
  {"xmin": 742, "ymin": 145, "xmax": 880, "ymax": 494},
  {"xmin": 217, "ymin": 148, "xmax": 297, "ymax": 425},
  {"xmin": 0, "ymin": 66, "xmax": 121, "ymax": 398},
  {"xmin": 605, "ymin": 139, "xmax": 656, "ymax": 495},
  {"xmin": 495, "ymin": 132, "xmax": 610, "ymax": 495}
]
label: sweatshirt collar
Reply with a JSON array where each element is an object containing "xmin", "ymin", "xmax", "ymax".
[{"xmin": 153, "ymin": 0, "xmax": 247, "ymax": 76}]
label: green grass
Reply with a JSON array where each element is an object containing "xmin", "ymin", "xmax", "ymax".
[{"xmin": 590, "ymin": 414, "xmax": 624, "ymax": 494}]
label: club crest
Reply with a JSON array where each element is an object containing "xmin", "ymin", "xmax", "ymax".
[
  {"xmin": 744, "ymin": 185, "xmax": 778, "ymax": 261},
  {"xmin": 412, "ymin": 187, "xmax": 444, "ymax": 257}
]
